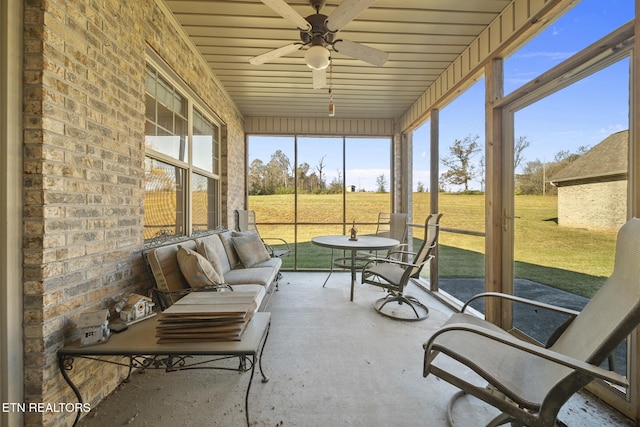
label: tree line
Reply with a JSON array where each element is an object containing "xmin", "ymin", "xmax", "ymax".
[
  {"xmin": 438, "ymin": 134, "xmax": 589, "ymax": 195},
  {"xmin": 249, "ymin": 151, "xmax": 340, "ymax": 195},
  {"xmin": 249, "ymin": 150, "xmax": 389, "ymax": 195},
  {"xmin": 249, "ymin": 137, "xmax": 588, "ymax": 196}
]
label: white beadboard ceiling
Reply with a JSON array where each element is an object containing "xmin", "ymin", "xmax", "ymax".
[{"xmin": 165, "ymin": 0, "xmax": 512, "ymax": 119}]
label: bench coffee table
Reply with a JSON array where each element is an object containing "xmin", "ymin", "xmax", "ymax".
[{"xmin": 58, "ymin": 311, "xmax": 271, "ymax": 427}]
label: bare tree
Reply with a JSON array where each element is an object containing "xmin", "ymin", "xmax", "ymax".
[
  {"xmin": 315, "ymin": 155, "xmax": 327, "ymax": 190},
  {"xmin": 376, "ymin": 174, "xmax": 387, "ymax": 193},
  {"xmin": 328, "ymin": 170, "xmax": 343, "ymax": 193},
  {"xmin": 514, "ymin": 136, "xmax": 531, "ymax": 171},
  {"xmin": 478, "ymin": 157, "xmax": 485, "ymax": 192},
  {"xmin": 516, "ymin": 146, "xmax": 590, "ymax": 195}
]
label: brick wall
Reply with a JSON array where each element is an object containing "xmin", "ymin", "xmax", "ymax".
[
  {"xmin": 22, "ymin": 0, "xmax": 244, "ymax": 425},
  {"xmin": 557, "ymin": 179, "xmax": 627, "ymax": 231}
]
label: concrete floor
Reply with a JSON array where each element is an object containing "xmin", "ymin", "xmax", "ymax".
[{"xmin": 77, "ymin": 272, "xmax": 633, "ymax": 427}]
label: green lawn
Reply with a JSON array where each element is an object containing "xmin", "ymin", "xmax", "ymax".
[{"xmin": 250, "ymin": 192, "xmax": 617, "ymax": 298}]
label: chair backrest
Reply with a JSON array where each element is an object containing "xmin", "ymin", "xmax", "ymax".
[
  {"xmin": 236, "ymin": 209, "xmax": 258, "ymax": 232},
  {"xmin": 374, "ymin": 212, "xmax": 391, "ymax": 237},
  {"xmin": 550, "ymin": 218, "xmax": 640, "ymax": 366},
  {"xmin": 375, "ymin": 212, "xmax": 408, "ymax": 243},
  {"xmin": 409, "ymin": 213, "xmax": 443, "ymax": 278}
]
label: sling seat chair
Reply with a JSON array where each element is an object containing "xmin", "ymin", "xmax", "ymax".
[
  {"xmin": 357, "ymin": 212, "xmax": 409, "ymax": 260},
  {"xmin": 423, "ymin": 217, "xmax": 640, "ymax": 426},
  {"xmin": 361, "ymin": 213, "xmax": 442, "ymax": 321},
  {"xmin": 236, "ymin": 209, "xmax": 291, "ymax": 259}
]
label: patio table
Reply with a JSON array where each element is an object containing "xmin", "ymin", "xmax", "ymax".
[{"xmin": 312, "ymin": 235, "xmax": 399, "ymax": 301}]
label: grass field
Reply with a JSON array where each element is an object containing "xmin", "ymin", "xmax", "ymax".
[{"xmin": 250, "ymin": 192, "xmax": 618, "ymax": 298}]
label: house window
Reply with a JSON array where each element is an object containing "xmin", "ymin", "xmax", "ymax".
[{"xmin": 144, "ymin": 65, "xmax": 221, "ymax": 240}]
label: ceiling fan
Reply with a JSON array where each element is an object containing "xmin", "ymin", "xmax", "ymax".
[{"xmin": 250, "ymin": 0, "xmax": 388, "ymax": 89}]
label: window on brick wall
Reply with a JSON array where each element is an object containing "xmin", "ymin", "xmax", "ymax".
[{"xmin": 144, "ymin": 65, "xmax": 221, "ymax": 241}]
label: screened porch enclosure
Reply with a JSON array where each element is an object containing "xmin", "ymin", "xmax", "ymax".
[
  {"xmin": 240, "ymin": 5, "xmax": 638, "ymax": 417},
  {"xmin": 247, "ymin": 135, "xmax": 393, "ymax": 270}
]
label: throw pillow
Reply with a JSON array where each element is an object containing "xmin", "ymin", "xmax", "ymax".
[
  {"xmin": 231, "ymin": 231, "xmax": 270, "ymax": 268},
  {"xmin": 196, "ymin": 238, "xmax": 227, "ymax": 281},
  {"xmin": 218, "ymin": 231, "xmax": 241, "ymax": 268},
  {"xmin": 176, "ymin": 245, "xmax": 222, "ymax": 288}
]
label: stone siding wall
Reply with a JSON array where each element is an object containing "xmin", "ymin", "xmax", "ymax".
[
  {"xmin": 557, "ymin": 180, "xmax": 627, "ymax": 231},
  {"xmin": 22, "ymin": 0, "xmax": 244, "ymax": 425}
]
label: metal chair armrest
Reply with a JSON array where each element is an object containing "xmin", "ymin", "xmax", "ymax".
[
  {"xmin": 423, "ymin": 322, "xmax": 627, "ymax": 387},
  {"xmin": 261, "ymin": 237, "xmax": 290, "ymax": 249},
  {"xmin": 462, "ymin": 292, "xmax": 580, "ymax": 317},
  {"xmin": 385, "ymin": 249, "xmax": 416, "ymax": 259},
  {"xmin": 362, "ymin": 256, "xmax": 429, "ymax": 272},
  {"xmin": 260, "ymin": 237, "xmax": 291, "ymax": 257}
]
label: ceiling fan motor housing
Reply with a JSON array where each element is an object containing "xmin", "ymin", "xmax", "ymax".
[{"xmin": 301, "ymin": 13, "xmax": 334, "ymax": 46}]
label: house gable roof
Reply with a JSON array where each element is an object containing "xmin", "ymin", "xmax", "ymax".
[{"xmin": 550, "ymin": 130, "xmax": 628, "ymax": 185}]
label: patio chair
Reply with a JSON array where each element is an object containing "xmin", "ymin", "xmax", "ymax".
[
  {"xmin": 361, "ymin": 213, "xmax": 443, "ymax": 321},
  {"xmin": 358, "ymin": 212, "xmax": 408, "ymax": 260},
  {"xmin": 236, "ymin": 209, "xmax": 291, "ymax": 259},
  {"xmin": 423, "ymin": 217, "xmax": 640, "ymax": 427},
  {"xmin": 322, "ymin": 212, "xmax": 408, "ymax": 287}
]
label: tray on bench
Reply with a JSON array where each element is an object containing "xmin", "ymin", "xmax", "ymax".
[{"xmin": 156, "ymin": 290, "xmax": 260, "ymax": 343}]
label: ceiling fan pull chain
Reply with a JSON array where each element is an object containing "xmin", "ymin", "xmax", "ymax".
[{"xmin": 328, "ymin": 57, "xmax": 335, "ymax": 116}]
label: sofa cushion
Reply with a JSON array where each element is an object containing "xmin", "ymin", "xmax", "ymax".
[
  {"xmin": 247, "ymin": 256, "xmax": 282, "ymax": 270},
  {"xmin": 232, "ymin": 230, "xmax": 271, "ymax": 267},
  {"xmin": 196, "ymin": 234, "xmax": 230, "ymax": 276},
  {"xmin": 176, "ymin": 245, "xmax": 222, "ymax": 288},
  {"xmin": 225, "ymin": 266, "xmax": 277, "ymax": 287},
  {"xmin": 218, "ymin": 231, "xmax": 241, "ymax": 269}
]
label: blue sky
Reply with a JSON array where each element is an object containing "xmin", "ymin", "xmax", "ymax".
[
  {"xmin": 250, "ymin": 0, "xmax": 635, "ymax": 192},
  {"xmin": 413, "ymin": 0, "xmax": 634, "ymax": 191}
]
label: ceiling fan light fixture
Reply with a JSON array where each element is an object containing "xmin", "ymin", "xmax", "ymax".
[{"xmin": 305, "ymin": 45, "xmax": 330, "ymax": 70}]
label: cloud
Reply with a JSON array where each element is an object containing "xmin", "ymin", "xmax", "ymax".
[
  {"xmin": 513, "ymin": 50, "xmax": 576, "ymax": 61},
  {"xmin": 596, "ymin": 124, "xmax": 626, "ymax": 137}
]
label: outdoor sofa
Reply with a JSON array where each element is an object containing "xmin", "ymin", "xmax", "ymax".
[{"xmin": 143, "ymin": 230, "xmax": 281, "ymax": 311}]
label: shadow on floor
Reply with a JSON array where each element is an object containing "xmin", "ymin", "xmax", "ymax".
[{"xmin": 76, "ymin": 273, "xmax": 632, "ymax": 427}]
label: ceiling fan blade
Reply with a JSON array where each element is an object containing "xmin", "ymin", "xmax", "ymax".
[
  {"xmin": 333, "ymin": 39, "xmax": 388, "ymax": 66},
  {"xmin": 260, "ymin": 0, "xmax": 311, "ymax": 31},
  {"xmin": 312, "ymin": 68, "xmax": 326, "ymax": 89},
  {"xmin": 250, "ymin": 43, "xmax": 302, "ymax": 65},
  {"xmin": 325, "ymin": 0, "xmax": 377, "ymax": 32}
]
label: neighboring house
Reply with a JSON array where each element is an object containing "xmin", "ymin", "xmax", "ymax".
[{"xmin": 550, "ymin": 130, "xmax": 628, "ymax": 231}]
